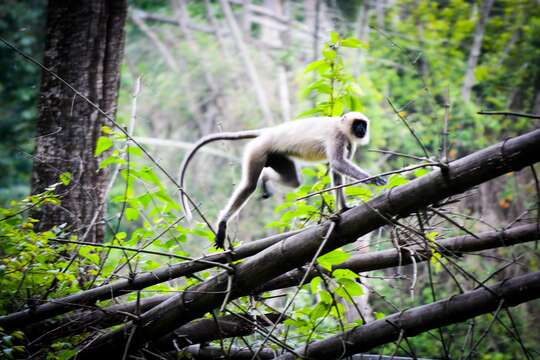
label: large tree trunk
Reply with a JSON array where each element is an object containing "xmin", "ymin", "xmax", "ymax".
[{"xmin": 31, "ymin": 0, "xmax": 127, "ymax": 243}]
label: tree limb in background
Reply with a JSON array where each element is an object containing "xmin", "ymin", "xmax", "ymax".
[
  {"xmin": 461, "ymin": 0, "xmax": 495, "ymax": 102},
  {"xmin": 219, "ymin": 0, "xmax": 274, "ymax": 124}
]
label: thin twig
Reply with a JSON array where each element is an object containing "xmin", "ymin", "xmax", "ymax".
[
  {"xmin": 530, "ymin": 165, "xmax": 540, "ymax": 249},
  {"xmin": 405, "ymin": 248, "xmax": 417, "ymax": 301},
  {"xmin": 441, "ymin": 86, "xmax": 450, "ymax": 162},
  {"xmin": 368, "ymin": 148, "xmax": 430, "ymax": 162},
  {"xmin": 477, "ymin": 110, "xmax": 540, "ymax": 119},
  {"xmin": 464, "ymin": 300, "xmax": 505, "ymax": 360},
  {"xmin": 429, "ymin": 206, "xmax": 480, "ymax": 239},
  {"xmin": 48, "ymin": 238, "xmax": 232, "ymax": 270},
  {"xmin": 387, "ymin": 97, "xmax": 430, "ymax": 158}
]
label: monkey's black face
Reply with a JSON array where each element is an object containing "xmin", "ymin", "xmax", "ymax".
[{"xmin": 352, "ymin": 119, "xmax": 368, "ymax": 138}]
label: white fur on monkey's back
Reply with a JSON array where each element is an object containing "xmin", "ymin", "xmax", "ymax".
[{"xmin": 178, "ymin": 113, "xmax": 370, "ymax": 222}]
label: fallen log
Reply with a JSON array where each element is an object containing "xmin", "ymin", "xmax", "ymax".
[
  {"xmin": 76, "ymin": 128, "xmax": 540, "ymax": 357},
  {"xmin": 26, "ymin": 223, "xmax": 540, "ymax": 344}
]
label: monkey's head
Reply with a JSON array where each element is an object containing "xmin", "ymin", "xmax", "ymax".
[{"xmin": 341, "ymin": 112, "xmax": 370, "ymax": 145}]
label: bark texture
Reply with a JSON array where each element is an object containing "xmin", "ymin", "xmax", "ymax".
[{"xmin": 32, "ymin": 0, "xmax": 127, "ymax": 243}]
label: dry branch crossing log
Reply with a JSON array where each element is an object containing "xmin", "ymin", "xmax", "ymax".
[{"xmin": 76, "ymin": 128, "xmax": 540, "ymax": 357}]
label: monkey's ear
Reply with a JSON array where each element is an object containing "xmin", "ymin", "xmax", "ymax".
[{"xmin": 340, "ymin": 115, "xmax": 346, "ymax": 122}]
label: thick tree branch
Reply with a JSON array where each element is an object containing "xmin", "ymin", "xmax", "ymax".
[
  {"xmin": 77, "ymin": 129, "xmax": 540, "ymax": 358},
  {"xmin": 276, "ymin": 271, "xmax": 540, "ymax": 359},
  {"xmin": 259, "ymin": 223, "xmax": 540, "ymax": 292},
  {"xmin": 152, "ymin": 313, "xmax": 282, "ymax": 351}
]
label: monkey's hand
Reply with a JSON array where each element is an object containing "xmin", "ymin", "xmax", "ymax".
[
  {"xmin": 366, "ymin": 176, "xmax": 386, "ymax": 186},
  {"xmin": 215, "ymin": 221, "xmax": 227, "ymax": 250}
]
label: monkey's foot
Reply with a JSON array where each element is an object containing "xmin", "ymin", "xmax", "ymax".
[
  {"xmin": 329, "ymin": 212, "xmax": 342, "ymax": 223},
  {"xmin": 260, "ymin": 192, "xmax": 274, "ymax": 200},
  {"xmin": 339, "ymin": 205, "xmax": 352, "ymax": 214},
  {"xmin": 368, "ymin": 176, "xmax": 387, "ymax": 186},
  {"xmin": 259, "ymin": 182, "xmax": 275, "ymax": 200},
  {"xmin": 214, "ymin": 221, "xmax": 227, "ymax": 250}
]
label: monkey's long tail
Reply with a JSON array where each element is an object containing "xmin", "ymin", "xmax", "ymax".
[{"xmin": 178, "ymin": 130, "xmax": 262, "ymax": 222}]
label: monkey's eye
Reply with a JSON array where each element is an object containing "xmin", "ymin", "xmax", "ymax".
[{"xmin": 352, "ymin": 120, "xmax": 367, "ymax": 138}]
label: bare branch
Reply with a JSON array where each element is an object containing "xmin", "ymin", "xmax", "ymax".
[{"xmin": 477, "ymin": 110, "xmax": 540, "ymax": 120}]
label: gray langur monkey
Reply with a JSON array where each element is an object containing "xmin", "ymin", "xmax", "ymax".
[{"xmin": 179, "ymin": 112, "xmax": 385, "ymax": 249}]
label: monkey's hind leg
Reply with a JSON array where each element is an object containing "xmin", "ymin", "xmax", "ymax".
[
  {"xmin": 258, "ymin": 154, "xmax": 301, "ymax": 200},
  {"xmin": 259, "ymin": 169, "xmax": 277, "ymax": 199},
  {"xmin": 215, "ymin": 142, "xmax": 267, "ymax": 249}
]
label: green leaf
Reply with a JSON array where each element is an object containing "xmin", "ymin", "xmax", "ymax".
[
  {"xmin": 306, "ymin": 81, "xmax": 333, "ymax": 95},
  {"xmin": 296, "ymin": 108, "xmax": 321, "ymax": 118},
  {"xmin": 322, "ymin": 49, "xmax": 336, "ymax": 60},
  {"xmin": 139, "ymin": 167, "xmax": 162, "ymax": 186},
  {"xmin": 331, "ymin": 99, "xmax": 344, "ymax": 116},
  {"xmin": 127, "ymin": 146, "xmax": 143, "ymax": 157},
  {"xmin": 426, "ymin": 231, "xmax": 438, "ymax": 242},
  {"xmin": 333, "ymin": 269, "xmax": 359, "ymax": 280},
  {"xmin": 99, "ymin": 155, "xmax": 124, "ymax": 169},
  {"xmin": 330, "ymin": 31, "xmax": 340, "ymax": 43},
  {"xmin": 414, "ymin": 168, "xmax": 429, "ymax": 177},
  {"xmin": 59, "ymin": 172, "xmax": 72, "ymax": 186},
  {"xmin": 95, "ymin": 136, "xmax": 113, "ymax": 156},
  {"xmin": 101, "ymin": 125, "xmax": 114, "ymax": 135},
  {"xmin": 338, "ymin": 278, "xmax": 364, "ymax": 296},
  {"xmin": 310, "ymin": 276, "xmax": 321, "ymax": 294},
  {"xmin": 310, "ymin": 302, "xmax": 329, "ymax": 320},
  {"xmin": 317, "ymin": 249, "xmax": 351, "ymax": 271},
  {"xmin": 344, "ymin": 186, "xmax": 372, "ymax": 201},
  {"xmin": 115, "ymin": 232, "xmax": 127, "ymax": 241},
  {"xmin": 304, "ymin": 59, "xmax": 327, "ymax": 73},
  {"xmin": 386, "ymin": 174, "xmax": 409, "ymax": 188},
  {"xmin": 341, "ymin": 37, "xmax": 367, "ymax": 48},
  {"xmin": 125, "ymin": 208, "xmax": 139, "ymax": 222},
  {"xmin": 320, "ymin": 290, "xmax": 332, "ymax": 304}
]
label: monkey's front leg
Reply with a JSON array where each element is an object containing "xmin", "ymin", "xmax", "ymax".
[{"xmin": 331, "ymin": 171, "xmax": 350, "ymax": 212}]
